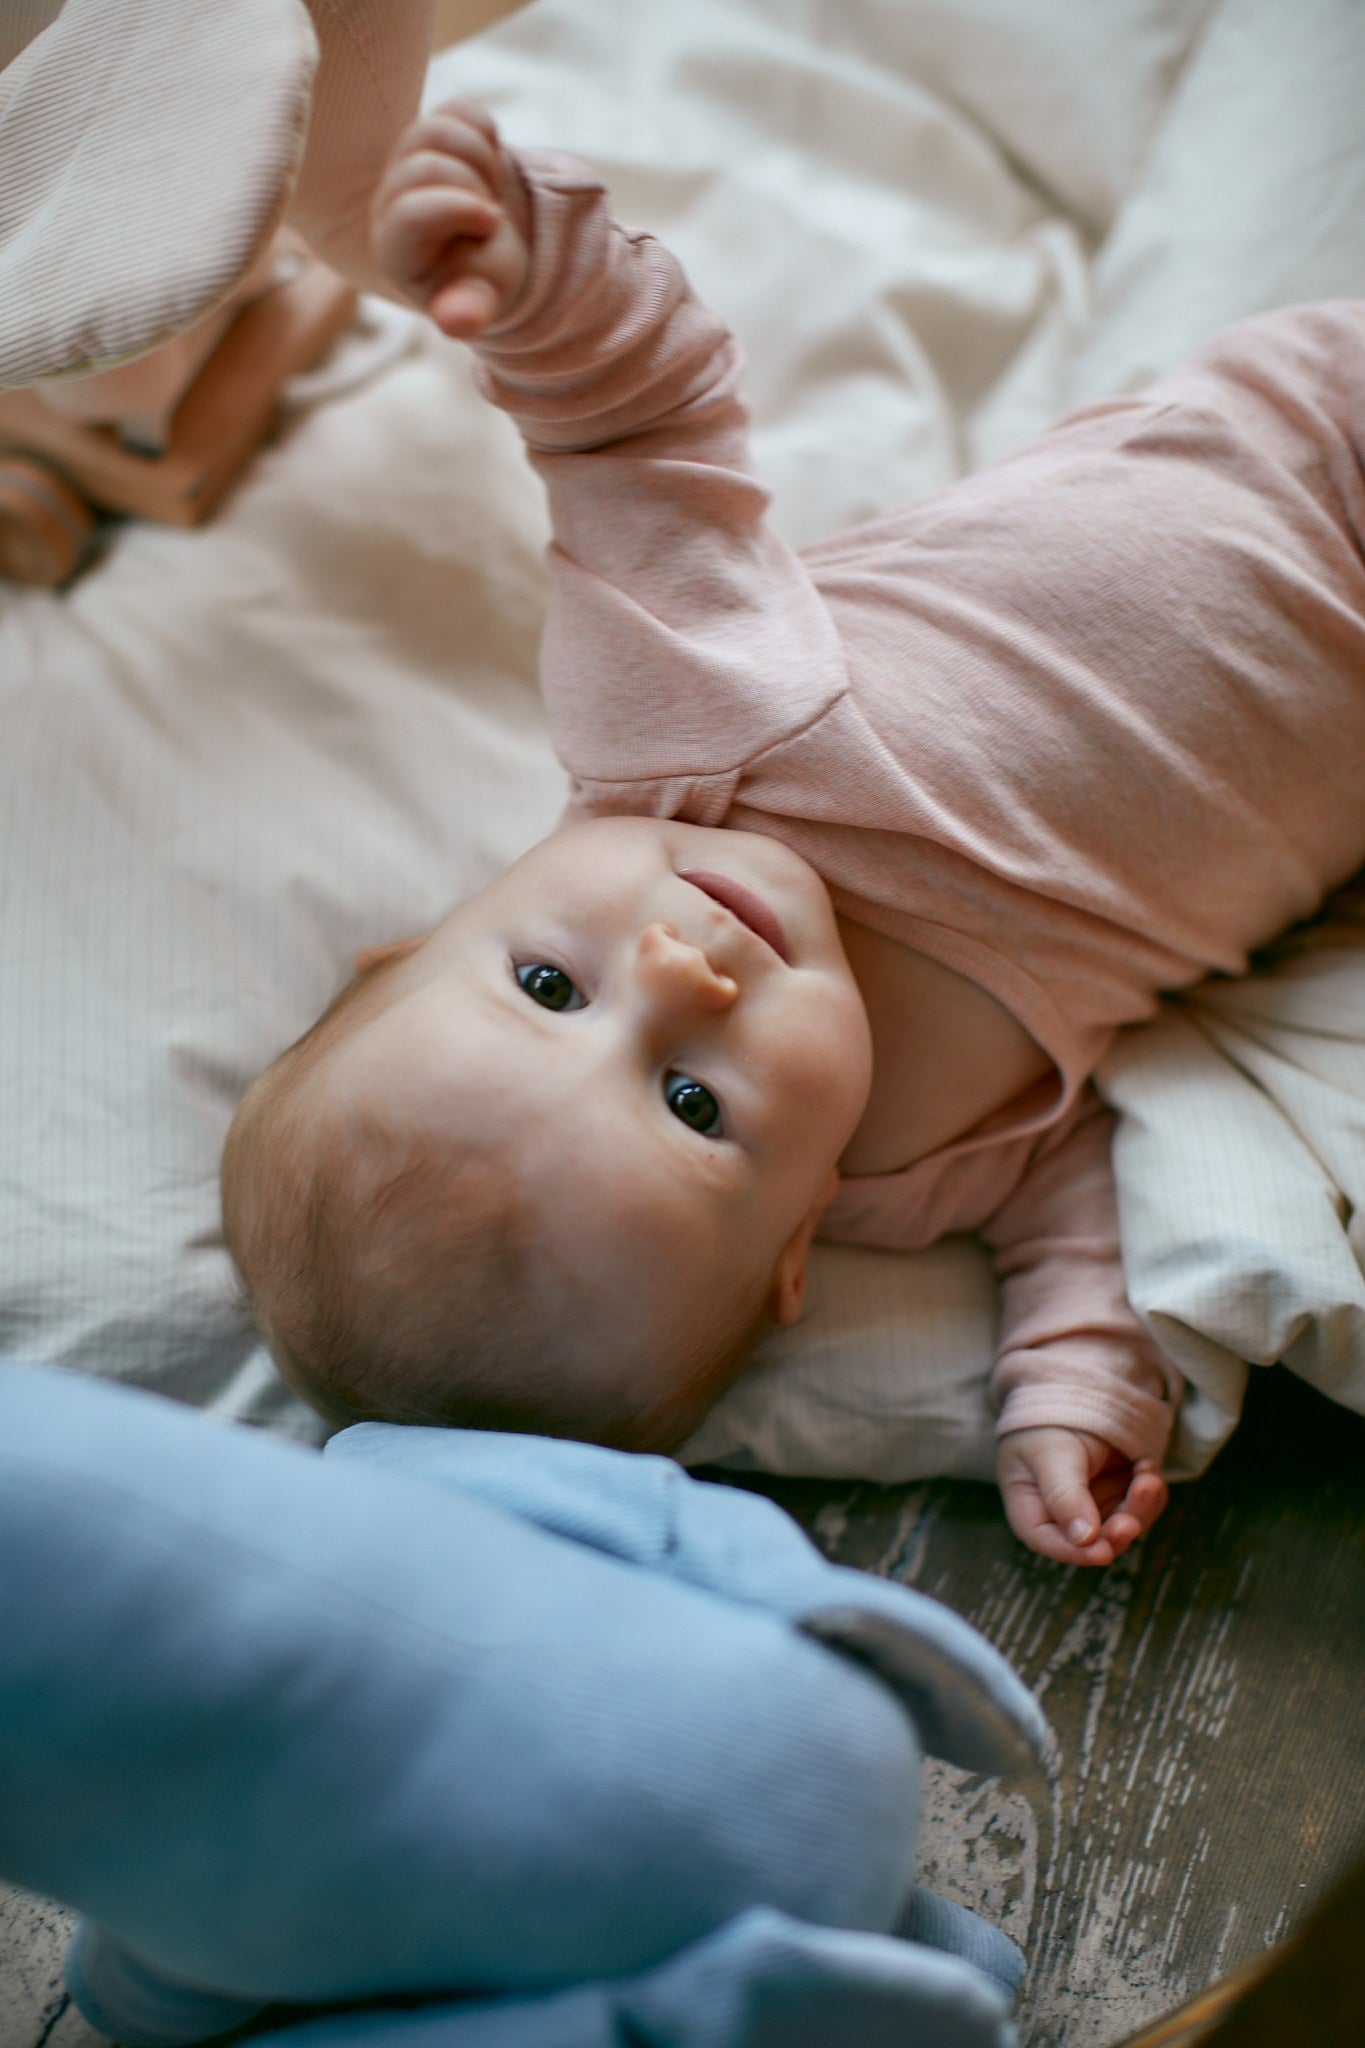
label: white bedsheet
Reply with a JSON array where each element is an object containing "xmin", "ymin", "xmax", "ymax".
[
  {"xmin": 1100, "ymin": 885, "xmax": 1365, "ymax": 1479},
  {"xmin": 4, "ymin": 0, "xmax": 1365, "ymax": 1478}
]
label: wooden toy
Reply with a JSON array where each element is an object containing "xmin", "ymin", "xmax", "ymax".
[{"xmin": 0, "ymin": 248, "xmax": 356, "ymax": 587}]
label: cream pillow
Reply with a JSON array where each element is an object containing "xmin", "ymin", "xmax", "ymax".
[{"xmin": 0, "ymin": 0, "xmax": 316, "ymax": 388}]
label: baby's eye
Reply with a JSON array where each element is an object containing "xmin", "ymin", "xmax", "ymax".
[
  {"xmin": 664, "ymin": 1073, "xmax": 723, "ymax": 1138},
  {"xmin": 515, "ymin": 962, "xmax": 584, "ymax": 1012}
]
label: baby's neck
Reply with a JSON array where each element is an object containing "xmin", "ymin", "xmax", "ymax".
[{"xmin": 836, "ymin": 917, "xmax": 1055, "ymax": 1176}]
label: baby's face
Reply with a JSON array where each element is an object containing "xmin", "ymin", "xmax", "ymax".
[{"xmin": 345, "ymin": 816, "xmax": 873, "ymax": 1366}]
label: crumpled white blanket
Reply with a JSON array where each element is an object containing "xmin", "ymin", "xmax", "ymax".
[
  {"xmin": 1100, "ymin": 884, "xmax": 1365, "ymax": 1479},
  {"xmin": 3, "ymin": 0, "xmax": 1365, "ymax": 1482}
]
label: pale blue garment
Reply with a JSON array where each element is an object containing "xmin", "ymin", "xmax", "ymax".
[{"xmin": 0, "ymin": 1363, "xmax": 1043, "ymax": 2047}]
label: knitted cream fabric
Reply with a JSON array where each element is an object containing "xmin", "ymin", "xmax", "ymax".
[{"xmin": 0, "ymin": 0, "xmax": 318, "ymax": 389}]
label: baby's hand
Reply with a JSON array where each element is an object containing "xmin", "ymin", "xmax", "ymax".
[
  {"xmin": 997, "ymin": 1425, "xmax": 1167, "ymax": 1567},
  {"xmin": 371, "ymin": 99, "xmax": 531, "ymax": 339}
]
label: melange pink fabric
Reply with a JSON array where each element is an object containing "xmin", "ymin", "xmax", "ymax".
[{"xmin": 472, "ymin": 152, "xmax": 1365, "ymax": 1465}]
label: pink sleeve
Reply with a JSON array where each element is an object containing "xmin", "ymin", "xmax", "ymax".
[
  {"xmin": 470, "ymin": 152, "xmax": 848, "ymax": 800},
  {"xmin": 984, "ymin": 1088, "xmax": 1181, "ymax": 1464}
]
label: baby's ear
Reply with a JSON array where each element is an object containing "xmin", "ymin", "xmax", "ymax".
[
  {"xmin": 353, "ymin": 934, "xmax": 427, "ymax": 978},
  {"xmin": 767, "ymin": 1169, "xmax": 840, "ymax": 1327}
]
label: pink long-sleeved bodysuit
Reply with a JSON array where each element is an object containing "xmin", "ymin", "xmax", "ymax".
[{"xmin": 470, "ymin": 154, "xmax": 1365, "ymax": 1465}]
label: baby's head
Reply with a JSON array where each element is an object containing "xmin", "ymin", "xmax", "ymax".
[{"xmin": 222, "ymin": 817, "xmax": 872, "ymax": 1451}]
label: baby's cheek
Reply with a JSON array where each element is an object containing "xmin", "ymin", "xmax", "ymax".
[
  {"xmin": 818, "ymin": 980, "xmax": 874, "ymax": 1088},
  {"xmin": 782, "ymin": 989, "xmax": 871, "ymax": 1131}
]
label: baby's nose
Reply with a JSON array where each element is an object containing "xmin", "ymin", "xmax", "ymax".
[{"xmin": 637, "ymin": 922, "xmax": 738, "ymax": 1015}]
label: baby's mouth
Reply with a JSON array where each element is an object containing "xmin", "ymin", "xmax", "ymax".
[{"xmin": 679, "ymin": 870, "xmax": 791, "ymax": 963}]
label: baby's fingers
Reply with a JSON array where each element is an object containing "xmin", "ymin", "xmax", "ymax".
[
  {"xmin": 409, "ymin": 99, "xmax": 504, "ymax": 186},
  {"xmin": 372, "ymin": 183, "xmax": 525, "ymax": 335},
  {"xmin": 429, "ymin": 272, "xmax": 504, "ymax": 340},
  {"xmin": 998, "ymin": 1442, "xmax": 1113, "ymax": 1566},
  {"xmin": 1100, "ymin": 1460, "xmax": 1168, "ymax": 1549},
  {"xmin": 1028, "ymin": 1437, "xmax": 1106, "ymax": 1549},
  {"xmin": 376, "ymin": 102, "xmax": 503, "ymax": 208},
  {"xmin": 1128, "ymin": 1459, "xmax": 1168, "ymax": 1523},
  {"xmin": 374, "ymin": 143, "xmax": 499, "ymax": 221},
  {"xmin": 1013, "ymin": 1514, "xmax": 1116, "ymax": 1568},
  {"xmin": 375, "ymin": 184, "xmax": 499, "ymax": 283},
  {"xmin": 1005, "ymin": 1497, "xmax": 1116, "ymax": 1566}
]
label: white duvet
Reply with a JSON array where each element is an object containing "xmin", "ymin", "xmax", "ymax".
[{"xmin": 3, "ymin": 0, "xmax": 1365, "ymax": 1482}]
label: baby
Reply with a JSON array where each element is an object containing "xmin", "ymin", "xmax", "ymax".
[{"xmin": 223, "ymin": 102, "xmax": 1365, "ymax": 1566}]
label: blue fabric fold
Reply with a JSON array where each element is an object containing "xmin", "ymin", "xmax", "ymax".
[
  {"xmin": 0, "ymin": 1362, "xmax": 1040, "ymax": 2048},
  {"xmin": 240, "ymin": 1907, "xmax": 1020, "ymax": 2048},
  {"xmin": 329, "ymin": 1424, "xmax": 1046, "ymax": 1777}
]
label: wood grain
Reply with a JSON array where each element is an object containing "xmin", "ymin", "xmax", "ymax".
[
  {"xmin": 736, "ymin": 1366, "xmax": 1365, "ymax": 2044},
  {"xmin": 0, "ymin": 1886, "xmax": 87, "ymax": 2048}
]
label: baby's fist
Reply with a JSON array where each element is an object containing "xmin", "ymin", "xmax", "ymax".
[
  {"xmin": 371, "ymin": 99, "xmax": 531, "ymax": 339},
  {"xmin": 997, "ymin": 1424, "xmax": 1167, "ymax": 1567}
]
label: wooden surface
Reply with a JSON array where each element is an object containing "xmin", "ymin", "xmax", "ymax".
[
  {"xmin": 0, "ymin": 1889, "xmax": 92, "ymax": 2048},
  {"xmin": 2, "ymin": 1367, "xmax": 1361, "ymax": 2047},
  {"xmin": 1106, "ymin": 1844, "xmax": 1365, "ymax": 2047},
  {"xmin": 736, "ymin": 1365, "xmax": 1365, "ymax": 2046}
]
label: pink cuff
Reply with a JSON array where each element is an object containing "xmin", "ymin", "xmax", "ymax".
[{"xmin": 994, "ymin": 1379, "xmax": 1175, "ymax": 1466}]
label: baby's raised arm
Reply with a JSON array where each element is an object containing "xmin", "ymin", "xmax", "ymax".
[{"xmin": 370, "ymin": 100, "xmax": 850, "ymax": 806}]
